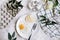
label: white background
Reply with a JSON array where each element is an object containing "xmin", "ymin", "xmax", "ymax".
[{"xmin": 0, "ymin": 0, "xmax": 60, "ymax": 40}]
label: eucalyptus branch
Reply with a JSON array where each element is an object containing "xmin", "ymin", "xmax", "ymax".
[
  {"xmin": 7, "ymin": 0, "xmax": 23, "ymax": 10},
  {"xmin": 40, "ymin": 15, "xmax": 57, "ymax": 26},
  {"xmin": 8, "ymin": 32, "xmax": 17, "ymax": 40},
  {"xmin": 6, "ymin": 0, "xmax": 23, "ymax": 17}
]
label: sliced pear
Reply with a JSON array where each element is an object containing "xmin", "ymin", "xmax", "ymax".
[{"xmin": 25, "ymin": 15, "xmax": 36, "ymax": 22}]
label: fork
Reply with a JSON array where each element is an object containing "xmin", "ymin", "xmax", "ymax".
[{"xmin": 28, "ymin": 23, "xmax": 37, "ymax": 40}]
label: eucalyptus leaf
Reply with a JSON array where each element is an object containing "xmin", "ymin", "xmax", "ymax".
[
  {"xmin": 8, "ymin": 33, "xmax": 12, "ymax": 40},
  {"xmin": 40, "ymin": 15, "xmax": 46, "ymax": 18},
  {"xmin": 11, "ymin": 4, "xmax": 16, "ymax": 9},
  {"xmin": 6, "ymin": 3, "xmax": 9, "ymax": 8},
  {"xmin": 49, "ymin": 0, "xmax": 52, "ymax": 1},
  {"xmin": 12, "ymin": 0, "xmax": 16, "ymax": 3},
  {"xmin": 53, "ymin": 0, "xmax": 58, "ymax": 7},
  {"xmin": 18, "ymin": 1, "xmax": 21, "ymax": 4},
  {"xmin": 40, "ymin": 15, "xmax": 57, "ymax": 26},
  {"xmin": 9, "ymin": 1, "xmax": 12, "ymax": 3},
  {"xmin": 12, "ymin": 32, "xmax": 15, "ymax": 37},
  {"xmin": 59, "ymin": 11, "xmax": 60, "ymax": 14},
  {"xmin": 15, "ymin": 5, "xmax": 18, "ymax": 9},
  {"xmin": 8, "ymin": 32, "xmax": 17, "ymax": 40},
  {"xmin": 7, "ymin": 0, "xmax": 23, "ymax": 9},
  {"xmin": 13, "ymin": 38, "xmax": 17, "ymax": 40},
  {"xmin": 40, "ymin": 18, "xmax": 46, "ymax": 21},
  {"xmin": 19, "ymin": 4, "xmax": 23, "ymax": 8},
  {"xmin": 51, "ymin": 21, "xmax": 57, "ymax": 24}
]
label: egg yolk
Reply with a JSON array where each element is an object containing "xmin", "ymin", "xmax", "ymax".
[{"xmin": 19, "ymin": 24, "xmax": 24, "ymax": 30}]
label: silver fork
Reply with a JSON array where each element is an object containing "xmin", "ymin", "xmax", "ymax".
[{"xmin": 28, "ymin": 23, "xmax": 37, "ymax": 40}]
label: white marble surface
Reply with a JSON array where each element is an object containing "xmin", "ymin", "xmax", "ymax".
[{"xmin": 0, "ymin": 0, "xmax": 59, "ymax": 40}]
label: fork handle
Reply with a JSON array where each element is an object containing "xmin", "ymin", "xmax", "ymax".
[{"xmin": 28, "ymin": 34, "xmax": 32, "ymax": 40}]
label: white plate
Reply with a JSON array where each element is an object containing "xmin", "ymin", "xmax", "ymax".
[{"xmin": 16, "ymin": 14, "xmax": 37, "ymax": 38}]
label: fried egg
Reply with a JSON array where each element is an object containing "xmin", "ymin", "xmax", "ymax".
[{"xmin": 19, "ymin": 23, "xmax": 29, "ymax": 34}]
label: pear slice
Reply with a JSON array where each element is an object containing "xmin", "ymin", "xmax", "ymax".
[{"xmin": 25, "ymin": 15, "xmax": 36, "ymax": 22}]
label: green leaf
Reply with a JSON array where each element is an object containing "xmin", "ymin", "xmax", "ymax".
[
  {"xmin": 40, "ymin": 15, "xmax": 46, "ymax": 18},
  {"xmin": 19, "ymin": 4, "xmax": 23, "ymax": 8},
  {"xmin": 51, "ymin": 21, "xmax": 57, "ymax": 24},
  {"xmin": 12, "ymin": 1, "xmax": 23, "ymax": 9},
  {"xmin": 8, "ymin": 33, "xmax": 12, "ymax": 40},
  {"xmin": 7, "ymin": 0, "xmax": 23, "ymax": 9},
  {"xmin": 6, "ymin": 3, "xmax": 9, "ymax": 8},
  {"xmin": 13, "ymin": 38, "xmax": 17, "ymax": 40},
  {"xmin": 9, "ymin": 1, "xmax": 12, "ymax": 3},
  {"xmin": 53, "ymin": 0, "xmax": 58, "ymax": 7},
  {"xmin": 12, "ymin": 32, "xmax": 15, "ymax": 37},
  {"xmin": 11, "ymin": 4, "xmax": 17, "ymax": 9},
  {"xmin": 18, "ymin": 1, "xmax": 21, "ymax": 4},
  {"xmin": 49, "ymin": 0, "xmax": 52, "ymax": 1},
  {"xmin": 59, "ymin": 11, "xmax": 60, "ymax": 14},
  {"xmin": 40, "ymin": 16, "xmax": 57, "ymax": 25},
  {"xmin": 14, "ymin": 4, "xmax": 19, "ymax": 8},
  {"xmin": 15, "ymin": 5, "xmax": 18, "ymax": 8},
  {"xmin": 40, "ymin": 18, "xmax": 46, "ymax": 21},
  {"xmin": 12, "ymin": 0, "xmax": 16, "ymax": 3}
]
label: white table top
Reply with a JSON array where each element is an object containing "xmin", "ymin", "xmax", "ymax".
[{"xmin": 0, "ymin": 0, "xmax": 60, "ymax": 40}]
